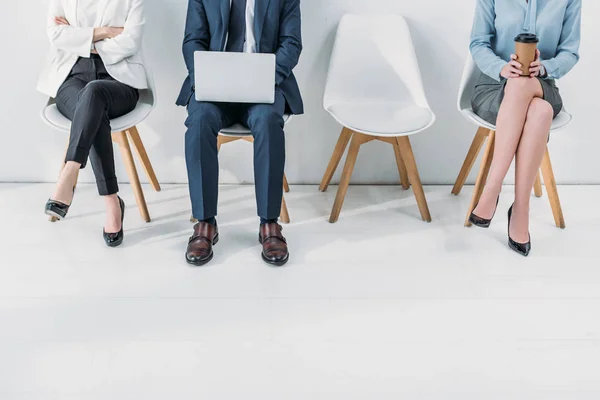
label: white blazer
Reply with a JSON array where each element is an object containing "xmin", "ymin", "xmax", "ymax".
[{"xmin": 37, "ymin": 0, "xmax": 148, "ymax": 98}]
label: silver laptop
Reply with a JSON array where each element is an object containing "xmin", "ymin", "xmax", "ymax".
[{"xmin": 194, "ymin": 52, "xmax": 276, "ymax": 104}]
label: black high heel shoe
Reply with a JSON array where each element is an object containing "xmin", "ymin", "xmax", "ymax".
[
  {"xmin": 469, "ymin": 196, "xmax": 499, "ymax": 228},
  {"xmin": 45, "ymin": 188, "xmax": 75, "ymax": 220},
  {"xmin": 508, "ymin": 204, "xmax": 531, "ymax": 257},
  {"xmin": 103, "ymin": 196, "xmax": 125, "ymax": 248}
]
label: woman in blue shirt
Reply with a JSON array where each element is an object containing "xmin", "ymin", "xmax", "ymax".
[{"xmin": 468, "ymin": 0, "xmax": 581, "ymax": 256}]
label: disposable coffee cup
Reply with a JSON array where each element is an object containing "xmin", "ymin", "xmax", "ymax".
[{"xmin": 514, "ymin": 33, "xmax": 539, "ymax": 76}]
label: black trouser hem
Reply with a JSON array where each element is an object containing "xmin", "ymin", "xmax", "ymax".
[
  {"xmin": 65, "ymin": 145, "xmax": 91, "ymax": 169},
  {"xmin": 96, "ymin": 177, "xmax": 119, "ymax": 196}
]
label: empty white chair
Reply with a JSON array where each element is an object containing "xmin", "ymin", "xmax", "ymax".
[
  {"xmin": 190, "ymin": 116, "xmax": 293, "ymax": 224},
  {"xmin": 319, "ymin": 14, "xmax": 435, "ymax": 223},
  {"xmin": 452, "ymin": 56, "xmax": 569, "ymax": 228},
  {"xmin": 41, "ymin": 61, "xmax": 160, "ymax": 223}
]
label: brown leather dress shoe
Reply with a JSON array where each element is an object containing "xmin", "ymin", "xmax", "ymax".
[
  {"xmin": 186, "ymin": 222, "xmax": 219, "ymax": 266},
  {"xmin": 259, "ymin": 223, "xmax": 289, "ymax": 266}
]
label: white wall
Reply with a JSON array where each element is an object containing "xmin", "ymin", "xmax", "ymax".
[{"xmin": 1, "ymin": 0, "xmax": 599, "ymax": 185}]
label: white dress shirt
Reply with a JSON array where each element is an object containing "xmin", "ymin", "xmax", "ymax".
[
  {"xmin": 76, "ymin": 0, "xmax": 98, "ymax": 29},
  {"xmin": 76, "ymin": 0, "xmax": 98, "ymax": 52},
  {"xmin": 234, "ymin": 0, "xmax": 256, "ymax": 53}
]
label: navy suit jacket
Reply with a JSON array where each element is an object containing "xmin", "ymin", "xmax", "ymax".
[{"xmin": 176, "ymin": 0, "xmax": 304, "ymax": 115}]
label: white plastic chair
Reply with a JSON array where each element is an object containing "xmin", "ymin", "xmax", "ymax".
[
  {"xmin": 190, "ymin": 116, "xmax": 293, "ymax": 224},
  {"xmin": 41, "ymin": 61, "xmax": 160, "ymax": 223},
  {"xmin": 452, "ymin": 56, "xmax": 568, "ymax": 228},
  {"xmin": 319, "ymin": 14, "xmax": 435, "ymax": 223}
]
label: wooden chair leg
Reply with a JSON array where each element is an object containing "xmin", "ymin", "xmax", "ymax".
[
  {"xmin": 283, "ymin": 174, "xmax": 290, "ymax": 193},
  {"xmin": 127, "ymin": 126, "xmax": 161, "ymax": 192},
  {"xmin": 329, "ymin": 133, "xmax": 363, "ymax": 223},
  {"xmin": 392, "ymin": 138, "xmax": 410, "ymax": 190},
  {"xmin": 540, "ymin": 147, "xmax": 565, "ymax": 229},
  {"xmin": 534, "ymin": 171, "xmax": 543, "ymax": 198},
  {"xmin": 396, "ymin": 136, "xmax": 432, "ymax": 222},
  {"xmin": 452, "ymin": 127, "xmax": 488, "ymax": 195},
  {"xmin": 319, "ymin": 127, "xmax": 353, "ymax": 192},
  {"xmin": 465, "ymin": 130, "xmax": 495, "ymax": 227},
  {"xmin": 217, "ymin": 135, "xmax": 241, "ymax": 152},
  {"xmin": 280, "ymin": 195, "xmax": 290, "ymax": 224},
  {"xmin": 113, "ymin": 131, "xmax": 151, "ymax": 223}
]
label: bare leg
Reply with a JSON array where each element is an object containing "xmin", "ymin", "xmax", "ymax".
[
  {"xmin": 473, "ymin": 78, "xmax": 543, "ymax": 218},
  {"xmin": 104, "ymin": 194, "xmax": 122, "ymax": 234},
  {"xmin": 51, "ymin": 161, "xmax": 81, "ymax": 205},
  {"xmin": 511, "ymin": 98, "xmax": 553, "ymax": 243}
]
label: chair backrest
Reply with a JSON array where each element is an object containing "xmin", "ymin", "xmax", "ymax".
[
  {"xmin": 457, "ymin": 55, "xmax": 480, "ymax": 112},
  {"xmin": 135, "ymin": 49, "xmax": 156, "ymax": 111},
  {"xmin": 323, "ymin": 14, "xmax": 430, "ymax": 111}
]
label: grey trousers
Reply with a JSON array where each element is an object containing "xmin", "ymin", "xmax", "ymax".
[{"xmin": 56, "ymin": 55, "xmax": 139, "ymax": 196}]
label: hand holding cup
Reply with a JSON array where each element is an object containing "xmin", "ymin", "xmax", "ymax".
[
  {"xmin": 501, "ymin": 54, "xmax": 523, "ymax": 79},
  {"xmin": 514, "ymin": 33, "xmax": 539, "ymax": 76},
  {"xmin": 529, "ymin": 49, "xmax": 543, "ymax": 77}
]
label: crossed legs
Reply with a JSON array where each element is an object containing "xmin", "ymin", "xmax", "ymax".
[
  {"xmin": 52, "ymin": 78, "xmax": 138, "ymax": 233},
  {"xmin": 472, "ymin": 77, "xmax": 553, "ymax": 242}
]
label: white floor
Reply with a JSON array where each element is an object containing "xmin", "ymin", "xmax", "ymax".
[{"xmin": 1, "ymin": 183, "xmax": 600, "ymax": 399}]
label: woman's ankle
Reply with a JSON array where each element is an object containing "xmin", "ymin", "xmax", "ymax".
[
  {"xmin": 57, "ymin": 163, "xmax": 80, "ymax": 188},
  {"xmin": 484, "ymin": 181, "xmax": 503, "ymax": 198},
  {"xmin": 104, "ymin": 195, "xmax": 122, "ymax": 231},
  {"xmin": 512, "ymin": 200, "xmax": 530, "ymax": 215},
  {"xmin": 103, "ymin": 194, "xmax": 119, "ymax": 205}
]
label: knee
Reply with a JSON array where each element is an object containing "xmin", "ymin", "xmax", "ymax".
[
  {"xmin": 78, "ymin": 81, "xmax": 106, "ymax": 102},
  {"xmin": 247, "ymin": 108, "xmax": 283, "ymax": 134},
  {"xmin": 504, "ymin": 77, "xmax": 536, "ymax": 98},
  {"xmin": 527, "ymin": 99, "xmax": 554, "ymax": 124},
  {"xmin": 186, "ymin": 103, "xmax": 222, "ymax": 138}
]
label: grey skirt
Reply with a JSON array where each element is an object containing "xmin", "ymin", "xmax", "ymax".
[{"xmin": 471, "ymin": 71, "xmax": 563, "ymax": 126}]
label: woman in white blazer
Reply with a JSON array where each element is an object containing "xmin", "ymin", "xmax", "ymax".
[{"xmin": 40, "ymin": 0, "xmax": 147, "ymax": 247}]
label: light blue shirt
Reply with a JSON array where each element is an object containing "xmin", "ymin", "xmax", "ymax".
[{"xmin": 470, "ymin": 0, "xmax": 581, "ymax": 81}]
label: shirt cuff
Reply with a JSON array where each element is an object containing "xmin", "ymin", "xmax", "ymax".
[
  {"xmin": 541, "ymin": 59, "xmax": 559, "ymax": 79},
  {"xmin": 72, "ymin": 27, "xmax": 95, "ymax": 58}
]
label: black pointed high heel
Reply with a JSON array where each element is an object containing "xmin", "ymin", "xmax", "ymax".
[
  {"xmin": 103, "ymin": 196, "xmax": 125, "ymax": 248},
  {"xmin": 469, "ymin": 196, "xmax": 499, "ymax": 228},
  {"xmin": 508, "ymin": 204, "xmax": 531, "ymax": 257},
  {"xmin": 45, "ymin": 187, "xmax": 76, "ymax": 220}
]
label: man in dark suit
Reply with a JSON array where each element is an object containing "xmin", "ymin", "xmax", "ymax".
[{"xmin": 177, "ymin": 0, "xmax": 303, "ymax": 267}]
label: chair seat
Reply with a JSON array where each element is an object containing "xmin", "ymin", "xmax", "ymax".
[
  {"xmin": 326, "ymin": 103, "xmax": 434, "ymax": 136},
  {"xmin": 461, "ymin": 108, "xmax": 572, "ymax": 132},
  {"xmin": 43, "ymin": 102, "xmax": 153, "ymax": 133},
  {"xmin": 219, "ymin": 114, "xmax": 292, "ymax": 136}
]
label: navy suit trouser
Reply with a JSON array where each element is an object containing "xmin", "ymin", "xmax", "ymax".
[{"xmin": 185, "ymin": 90, "xmax": 286, "ymax": 221}]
